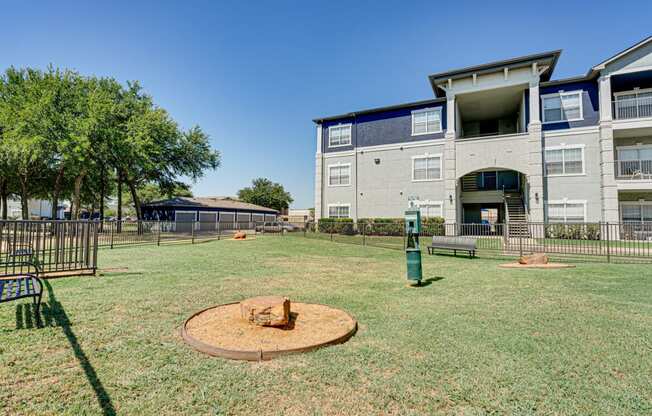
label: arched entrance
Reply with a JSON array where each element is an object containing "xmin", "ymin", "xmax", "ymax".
[{"xmin": 458, "ymin": 168, "xmax": 528, "ymax": 225}]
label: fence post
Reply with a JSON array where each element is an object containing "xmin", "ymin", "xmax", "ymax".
[
  {"xmin": 191, "ymin": 220, "xmax": 195, "ymax": 244},
  {"xmin": 110, "ymin": 221, "xmax": 114, "ymax": 249},
  {"xmin": 92, "ymin": 221, "xmax": 99, "ymax": 274},
  {"xmin": 606, "ymin": 222, "xmax": 611, "ymax": 263},
  {"xmin": 519, "ymin": 228, "xmax": 523, "ymax": 258},
  {"xmin": 362, "ymin": 222, "xmax": 366, "ymax": 246},
  {"xmin": 157, "ymin": 220, "xmax": 161, "ymax": 246}
]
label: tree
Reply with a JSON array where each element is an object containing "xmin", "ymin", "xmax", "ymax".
[
  {"xmin": 237, "ymin": 178, "xmax": 293, "ymax": 212},
  {"xmin": 0, "ymin": 66, "xmax": 220, "ymax": 221}
]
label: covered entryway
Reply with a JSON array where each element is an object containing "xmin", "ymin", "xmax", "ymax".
[{"xmin": 459, "ymin": 168, "xmax": 529, "ymax": 235}]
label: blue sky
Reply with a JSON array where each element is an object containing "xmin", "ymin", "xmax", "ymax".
[{"xmin": 1, "ymin": 1, "xmax": 650, "ymax": 208}]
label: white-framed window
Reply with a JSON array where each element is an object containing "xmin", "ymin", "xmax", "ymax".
[
  {"xmin": 328, "ymin": 163, "xmax": 351, "ymax": 186},
  {"xmin": 621, "ymin": 201, "xmax": 652, "ymax": 222},
  {"xmin": 328, "ymin": 124, "xmax": 352, "ymax": 147},
  {"xmin": 414, "ymin": 200, "xmax": 443, "ymax": 218},
  {"xmin": 411, "ymin": 108, "xmax": 442, "ymax": 135},
  {"xmin": 328, "ymin": 204, "xmax": 350, "ymax": 219},
  {"xmin": 545, "ymin": 145, "xmax": 585, "ymax": 176},
  {"xmin": 412, "ymin": 154, "xmax": 442, "ymax": 182},
  {"xmin": 546, "ymin": 199, "xmax": 586, "ymax": 223},
  {"xmin": 541, "ymin": 90, "xmax": 583, "ymax": 123}
]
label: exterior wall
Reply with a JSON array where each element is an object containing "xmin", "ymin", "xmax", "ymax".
[
  {"xmin": 542, "ymin": 127, "xmax": 603, "ymax": 222},
  {"xmin": 456, "ymin": 134, "xmax": 531, "ymax": 176},
  {"xmin": 321, "ymin": 102, "xmax": 446, "ymax": 153},
  {"xmin": 356, "ymin": 144, "xmax": 445, "ymax": 218},
  {"xmin": 540, "ymin": 80, "xmax": 600, "ymax": 131},
  {"xmin": 321, "ymin": 153, "xmax": 357, "ymax": 218}
]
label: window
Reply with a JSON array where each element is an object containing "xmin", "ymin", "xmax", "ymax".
[
  {"xmin": 545, "ymin": 146, "xmax": 584, "ymax": 176},
  {"xmin": 328, "ymin": 124, "xmax": 352, "ymax": 147},
  {"xmin": 412, "ymin": 108, "xmax": 442, "ymax": 135},
  {"xmin": 415, "ymin": 201, "xmax": 443, "ymax": 218},
  {"xmin": 412, "ymin": 155, "xmax": 442, "ymax": 181},
  {"xmin": 621, "ymin": 202, "xmax": 652, "ymax": 222},
  {"xmin": 547, "ymin": 200, "xmax": 586, "ymax": 223},
  {"xmin": 328, "ymin": 204, "xmax": 350, "ymax": 218},
  {"xmin": 542, "ymin": 91, "xmax": 583, "ymax": 123},
  {"xmin": 328, "ymin": 164, "xmax": 351, "ymax": 186}
]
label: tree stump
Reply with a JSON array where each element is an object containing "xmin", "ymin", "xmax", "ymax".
[
  {"xmin": 240, "ymin": 296, "xmax": 290, "ymax": 327},
  {"xmin": 518, "ymin": 253, "xmax": 549, "ymax": 265}
]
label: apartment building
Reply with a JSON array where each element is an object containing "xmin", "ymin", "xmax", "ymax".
[{"xmin": 313, "ymin": 36, "xmax": 652, "ymax": 232}]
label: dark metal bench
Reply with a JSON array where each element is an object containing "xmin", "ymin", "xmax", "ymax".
[
  {"xmin": 0, "ymin": 261, "xmax": 43, "ymax": 318},
  {"xmin": 427, "ymin": 236, "xmax": 477, "ymax": 258}
]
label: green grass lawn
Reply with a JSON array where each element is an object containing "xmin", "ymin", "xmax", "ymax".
[{"xmin": 1, "ymin": 237, "xmax": 651, "ymax": 415}]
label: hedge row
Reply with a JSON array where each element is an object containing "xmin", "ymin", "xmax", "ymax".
[
  {"xmin": 544, "ymin": 223, "xmax": 601, "ymax": 240},
  {"xmin": 317, "ymin": 217, "xmax": 446, "ymax": 236}
]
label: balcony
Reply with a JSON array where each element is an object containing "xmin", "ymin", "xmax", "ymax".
[
  {"xmin": 615, "ymin": 159, "xmax": 652, "ymax": 184},
  {"xmin": 613, "ymin": 94, "xmax": 652, "ymax": 120}
]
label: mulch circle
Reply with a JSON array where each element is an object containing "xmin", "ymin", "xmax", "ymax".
[
  {"xmin": 181, "ymin": 302, "xmax": 358, "ymax": 361},
  {"xmin": 498, "ymin": 263, "xmax": 576, "ymax": 269}
]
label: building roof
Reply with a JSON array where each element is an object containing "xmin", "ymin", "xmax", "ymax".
[
  {"xmin": 589, "ymin": 35, "xmax": 652, "ymax": 75},
  {"xmin": 142, "ymin": 197, "xmax": 279, "ymax": 213},
  {"xmin": 312, "ymin": 97, "xmax": 445, "ymax": 124},
  {"xmin": 428, "ymin": 50, "xmax": 561, "ymax": 96}
]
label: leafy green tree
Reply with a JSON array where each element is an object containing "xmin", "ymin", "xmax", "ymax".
[{"xmin": 237, "ymin": 178, "xmax": 293, "ymax": 212}]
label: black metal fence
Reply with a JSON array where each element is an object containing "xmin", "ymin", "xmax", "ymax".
[
  {"xmin": 0, "ymin": 220, "xmax": 99, "ymax": 275},
  {"xmin": 97, "ymin": 220, "xmax": 275, "ymax": 248},
  {"xmin": 289, "ymin": 221, "xmax": 652, "ymax": 262}
]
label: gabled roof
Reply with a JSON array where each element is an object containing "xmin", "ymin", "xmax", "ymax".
[
  {"xmin": 142, "ymin": 196, "xmax": 278, "ymax": 213},
  {"xmin": 589, "ymin": 35, "xmax": 652, "ymax": 76},
  {"xmin": 428, "ymin": 50, "xmax": 562, "ymax": 96}
]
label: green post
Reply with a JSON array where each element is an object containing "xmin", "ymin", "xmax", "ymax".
[{"xmin": 405, "ymin": 209, "xmax": 423, "ymax": 285}]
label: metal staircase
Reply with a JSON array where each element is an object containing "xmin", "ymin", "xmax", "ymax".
[{"xmin": 504, "ymin": 192, "xmax": 530, "ymax": 237}]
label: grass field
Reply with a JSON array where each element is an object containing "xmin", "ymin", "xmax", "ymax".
[{"xmin": 1, "ymin": 237, "xmax": 651, "ymax": 415}]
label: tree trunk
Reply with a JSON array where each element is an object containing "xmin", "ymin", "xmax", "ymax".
[
  {"xmin": 0, "ymin": 178, "xmax": 6, "ymax": 220},
  {"xmin": 127, "ymin": 178, "xmax": 142, "ymax": 221},
  {"xmin": 51, "ymin": 166, "xmax": 65, "ymax": 220},
  {"xmin": 19, "ymin": 176, "xmax": 29, "ymax": 220},
  {"xmin": 73, "ymin": 172, "xmax": 86, "ymax": 220}
]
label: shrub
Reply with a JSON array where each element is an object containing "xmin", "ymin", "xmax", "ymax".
[
  {"xmin": 317, "ymin": 218, "xmax": 355, "ymax": 234},
  {"xmin": 358, "ymin": 218, "xmax": 402, "ymax": 236},
  {"xmin": 584, "ymin": 223, "xmax": 601, "ymax": 240}
]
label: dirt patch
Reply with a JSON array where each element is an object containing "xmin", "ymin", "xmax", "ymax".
[
  {"xmin": 182, "ymin": 302, "xmax": 357, "ymax": 361},
  {"xmin": 498, "ymin": 263, "xmax": 575, "ymax": 269}
]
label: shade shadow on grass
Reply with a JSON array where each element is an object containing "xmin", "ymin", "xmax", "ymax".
[{"xmin": 39, "ymin": 280, "xmax": 117, "ymax": 416}]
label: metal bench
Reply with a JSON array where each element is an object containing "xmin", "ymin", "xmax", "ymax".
[
  {"xmin": 0, "ymin": 261, "xmax": 43, "ymax": 319},
  {"xmin": 427, "ymin": 236, "xmax": 477, "ymax": 258}
]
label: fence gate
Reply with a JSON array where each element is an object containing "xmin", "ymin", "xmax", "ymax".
[{"xmin": 0, "ymin": 220, "xmax": 99, "ymax": 276}]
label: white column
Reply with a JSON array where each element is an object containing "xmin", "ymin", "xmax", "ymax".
[
  {"xmin": 527, "ymin": 81, "xmax": 545, "ymax": 222},
  {"xmin": 598, "ymin": 75, "xmax": 620, "ymax": 229},
  {"xmin": 314, "ymin": 125, "xmax": 323, "ymax": 221},
  {"xmin": 444, "ymin": 94, "xmax": 457, "ymax": 228}
]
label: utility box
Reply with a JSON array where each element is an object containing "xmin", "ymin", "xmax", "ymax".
[
  {"xmin": 404, "ymin": 209, "xmax": 423, "ymax": 285},
  {"xmin": 405, "ymin": 210, "xmax": 421, "ymax": 234}
]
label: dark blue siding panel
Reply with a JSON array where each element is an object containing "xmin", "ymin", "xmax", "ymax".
[
  {"xmin": 540, "ymin": 80, "xmax": 599, "ymax": 131},
  {"xmin": 321, "ymin": 117, "xmax": 355, "ymax": 153},
  {"xmin": 321, "ymin": 103, "xmax": 446, "ymax": 153}
]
